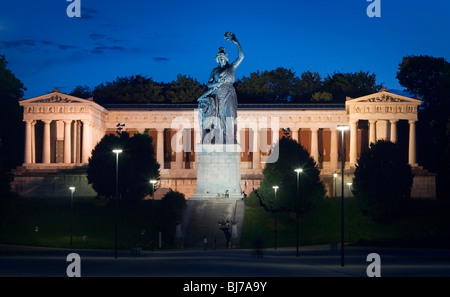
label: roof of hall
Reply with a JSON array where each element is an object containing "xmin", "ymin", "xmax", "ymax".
[{"xmin": 103, "ymin": 103, "xmax": 346, "ymax": 111}]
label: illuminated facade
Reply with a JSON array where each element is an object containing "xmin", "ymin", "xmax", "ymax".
[{"xmin": 12, "ymin": 88, "xmax": 435, "ymax": 199}]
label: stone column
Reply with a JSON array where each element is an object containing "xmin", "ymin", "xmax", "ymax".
[
  {"xmin": 310, "ymin": 127, "xmax": 319, "ymax": 163},
  {"xmin": 193, "ymin": 129, "xmax": 201, "ymax": 170},
  {"xmin": 42, "ymin": 120, "xmax": 51, "ymax": 164},
  {"xmin": 184, "ymin": 128, "xmax": 191, "ymax": 169},
  {"xmin": 252, "ymin": 128, "xmax": 260, "ymax": 169},
  {"xmin": 291, "ymin": 128, "xmax": 298, "ymax": 142},
  {"xmin": 409, "ymin": 120, "xmax": 417, "ymax": 166},
  {"xmin": 390, "ymin": 120, "xmax": 398, "ymax": 143},
  {"xmin": 175, "ymin": 129, "xmax": 183, "ymax": 170},
  {"xmin": 73, "ymin": 121, "xmax": 78, "ymax": 164},
  {"xmin": 350, "ymin": 120, "xmax": 358, "ymax": 166},
  {"xmin": 31, "ymin": 121, "xmax": 36, "ymax": 163},
  {"xmin": 156, "ymin": 128, "xmax": 164, "ymax": 168},
  {"xmin": 330, "ymin": 127, "xmax": 338, "ymax": 170},
  {"xmin": 369, "ymin": 120, "xmax": 377, "ymax": 145},
  {"xmin": 64, "ymin": 120, "xmax": 72, "ymax": 164},
  {"xmin": 96, "ymin": 126, "xmax": 102, "ymax": 146},
  {"xmin": 81, "ymin": 120, "xmax": 90, "ymax": 163},
  {"xmin": 24, "ymin": 120, "xmax": 33, "ymax": 164},
  {"xmin": 91, "ymin": 124, "xmax": 97, "ymax": 148}
]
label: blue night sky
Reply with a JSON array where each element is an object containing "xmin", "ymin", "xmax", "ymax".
[{"xmin": 1, "ymin": 0, "xmax": 449, "ymax": 98}]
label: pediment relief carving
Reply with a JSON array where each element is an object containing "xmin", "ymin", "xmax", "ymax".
[
  {"xmin": 33, "ymin": 95, "xmax": 80, "ymax": 103},
  {"xmin": 367, "ymin": 93, "xmax": 403, "ymax": 102},
  {"xmin": 347, "ymin": 92, "xmax": 421, "ymax": 105},
  {"xmin": 351, "ymin": 104, "xmax": 416, "ymax": 114}
]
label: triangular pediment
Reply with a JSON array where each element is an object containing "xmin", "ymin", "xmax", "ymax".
[
  {"xmin": 347, "ymin": 90, "xmax": 421, "ymax": 105},
  {"xmin": 20, "ymin": 90, "xmax": 93, "ymax": 105}
]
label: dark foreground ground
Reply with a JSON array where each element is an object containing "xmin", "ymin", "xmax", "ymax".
[{"xmin": 1, "ymin": 244, "xmax": 449, "ymax": 277}]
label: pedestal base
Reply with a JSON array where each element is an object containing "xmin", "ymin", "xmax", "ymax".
[{"xmin": 190, "ymin": 144, "xmax": 243, "ymax": 200}]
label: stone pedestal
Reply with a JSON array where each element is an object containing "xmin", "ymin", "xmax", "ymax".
[{"xmin": 190, "ymin": 144, "xmax": 243, "ymax": 200}]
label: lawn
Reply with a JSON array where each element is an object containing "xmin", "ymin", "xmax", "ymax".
[
  {"xmin": 0, "ymin": 196, "xmax": 161, "ymax": 250},
  {"xmin": 1, "ymin": 196, "xmax": 449, "ymax": 251},
  {"xmin": 240, "ymin": 197, "xmax": 450, "ymax": 249}
]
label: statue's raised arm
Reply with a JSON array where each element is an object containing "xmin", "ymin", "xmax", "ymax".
[{"xmin": 224, "ymin": 32, "xmax": 244, "ymax": 69}]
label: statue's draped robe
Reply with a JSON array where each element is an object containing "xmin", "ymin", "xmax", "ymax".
[{"xmin": 199, "ymin": 64, "xmax": 238, "ymax": 144}]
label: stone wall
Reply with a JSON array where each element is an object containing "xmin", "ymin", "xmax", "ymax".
[
  {"xmin": 12, "ymin": 173, "xmax": 97, "ymax": 197},
  {"xmin": 10, "ymin": 166, "xmax": 436, "ymax": 199}
]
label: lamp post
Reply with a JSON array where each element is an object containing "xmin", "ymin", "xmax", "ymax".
[
  {"xmin": 150, "ymin": 179, "xmax": 157, "ymax": 251},
  {"xmin": 112, "ymin": 149, "xmax": 122, "ymax": 259},
  {"xmin": 346, "ymin": 182, "xmax": 353, "ymax": 198},
  {"xmin": 337, "ymin": 125, "xmax": 349, "ymax": 267},
  {"xmin": 69, "ymin": 186, "xmax": 76, "ymax": 247},
  {"xmin": 272, "ymin": 186, "xmax": 279, "ymax": 250},
  {"xmin": 294, "ymin": 168, "xmax": 303, "ymax": 258},
  {"xmin": 333, "ymin": 173, "xmax": 338, "ymax": 198}
]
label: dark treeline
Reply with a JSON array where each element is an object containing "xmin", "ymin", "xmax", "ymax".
[{"xmin": 70, "ymin": 68, "xmax": 382, "ymax": 105}]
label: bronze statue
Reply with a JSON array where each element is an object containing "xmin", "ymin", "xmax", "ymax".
[{"xmin": 198, "ymin": 32, "xmax": 244, "ymax": 144}]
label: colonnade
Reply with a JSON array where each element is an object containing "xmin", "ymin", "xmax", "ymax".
[
  {"xmin": 289, "ymin": 119, "xmax": 417, "ymax": 168},
  {"xmin": 360, "ymin": 119, "xmax": 417, "ymax": 166},
  {"xmin": 23, "ymin": 119, "xmax": 417, "ymax": 168},
  {"xmin": 23, "ymin": 119, "xmax": 104, "ymax": 165}
]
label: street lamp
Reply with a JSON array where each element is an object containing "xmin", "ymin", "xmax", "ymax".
[
  {"xmin": 337, "ymin": 125, "xmax": 349, "ymax": 267},
  {"xmin": 69, "ymin": 186, "xmax": 76, "ymax": 247},
  {"xmin": 150, "ymin": 179, "xmax": 157, "ymax": 251},
  {"xmin": 112, "ymin": 149, "xmax": 122, "ymax": 259},
  {"xmin": 272, "ymin": 185, "xmax": 279, "ymax": 250},
  {"xmin": 150, "ymin": 180, "xmax": 157, "ymax": 194},
  {"xmin": 333, "ymin": 173, "xmax": 338, "ymax": 197},
  {"xmin": 346, "ymin": 182, "xmax": 353, "ymax": 198},
  {"xmin": 294, "ymin": 168, "xmax": 303, "ymax": 258}
]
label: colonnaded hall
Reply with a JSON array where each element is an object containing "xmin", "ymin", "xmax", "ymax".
[{"xmin": 11, "ymin": 87, "xmax": 436, "ymax": 199}]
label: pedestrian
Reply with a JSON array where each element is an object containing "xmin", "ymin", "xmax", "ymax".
[
  {"xmin": 213, "ymin": 236, "xmax": 217, "ymax": 250},
  {"xmin": 203, "ymin": 236, "xmax": 208, "ymax": 251}
]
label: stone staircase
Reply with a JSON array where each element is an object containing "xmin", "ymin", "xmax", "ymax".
[{"xmin": 181, "ymin": 199, "xmax": 245, "ymax": 249}]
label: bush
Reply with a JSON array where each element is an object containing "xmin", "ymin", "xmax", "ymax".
[
  {"xmin": 244, "ymin": 190, "xmax": 262, "ymax": 208},
  {"xmin": 157, "ymin": 190, "xmax": 186, "ymax": 247},
  {"xmin": 353, "ymin": 140, "xmax": 413, "ymax": 223},
  {"xmin": 87, "ymin": 132, "xmax": 160, "ymax": 204},
  {"xmin": 258, "ymin": 137, "xmax": 326, "ymax": 213}
]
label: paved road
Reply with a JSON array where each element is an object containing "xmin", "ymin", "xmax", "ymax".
[{"xmin": 1, "ymin": 244, "xmax": 450, "ymax": 277}]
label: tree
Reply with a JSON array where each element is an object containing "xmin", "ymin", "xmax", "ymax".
[
  {"xmin": 93, "ymin": 75, "xmax": 165, "ymax": 105},
  {"xmin": 165, "ymin": 74, "xmax": 207, "ymax": 103},
  {"xmin": 353, "ymin": 140, "xmax": 413, "ymax": 223},
  {"xmin": 69, "ymin": 85, "xmax": 93, "ymax": 99},
  {"xmin": 236, "ymin": 67, "xmax": 298, "ymax": 103},
  {"xmin": 86, "ymin": 132, "xmax": 160, "ymax": 203},
  {"xmin": 0, "ymin": 55, "xmax": 26, "ymax": 171},
  {"xmin": 158, "ymin": 190, "xmax": 187, "ymax": 247},
  {"xmin": 161, "ymin": 190, "xmax": 186, "ymax": 214},
  {"xmin": 236, "ymin": 68, "xmax": 381, "ymax": 103},
  {"xmin": 311, "ymin": 91, "xmax": 333, "ymax": 102},
  {"xmin": 291, "ymin": 71, "xmax": 323, "ymax": 102},
  {"xmin": 0, "ymin": 55, "xmax": 25, "ymax": 213},
  {"xmin": 396, "ymin": 55, "xmax": 450, "ymax": 200},
  {"xmin": 396, "ymin": 55, "xmax": 450, "ymax": 109},
  {"xmin": 322, "ymin": 71, "xmax": 381, "ymax": 102},
  {"xmin": 258, "ymin": 137, "xmax": 326, "ymax": 213}
]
